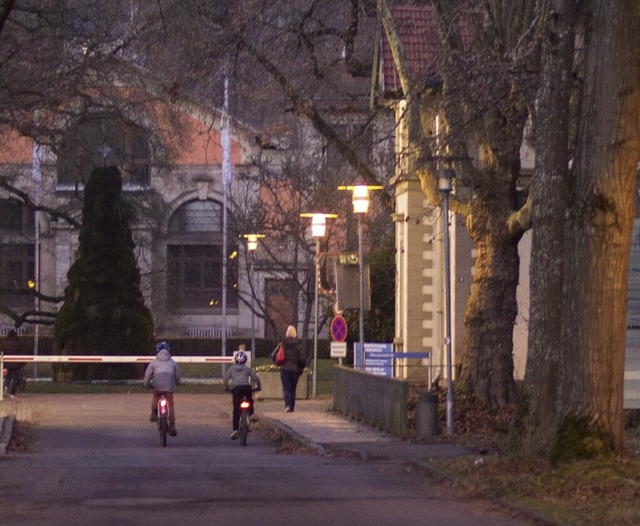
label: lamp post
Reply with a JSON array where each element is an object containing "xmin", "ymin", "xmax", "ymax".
[
  {"xmin": 300, "ymin": 212, "xmax": 337, "ymax": 397},
  {"xmin": 338, "ymin": 184, "xmax": 382, "ymax": 371},
  {"xmin": 437, "ymin": 168, "xmax": 455, "ymax": 436},
  {"xmin": 242, "ymin": 233, "xmax": 265, "ymax": 361}
]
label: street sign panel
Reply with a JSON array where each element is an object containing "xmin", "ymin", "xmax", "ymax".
[
  {"xmin": 330, "ymin": 341, "xmax": 347, "ymax": 358},
  {"xmin": 354, "ymin": 343, "xmax": 393, "ymax": 377}
]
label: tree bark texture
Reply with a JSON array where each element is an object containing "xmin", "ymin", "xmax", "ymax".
[
  {"xmin": 459, "ymin": 188, "xmax": 521, "ymax": 405},
  {"xmin": 515, "ymin": 0, "xmax": 576, "ymax": 456},
  {"xmin": 555, "ymin": 0, "xmax": 640, "ymax": 461}
]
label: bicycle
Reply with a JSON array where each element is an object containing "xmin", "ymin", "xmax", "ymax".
[
  {"xmin": 156, "ymin": 392, "xmax": 171, "ymax": 447},
  {"xmin": 237, "ymin": 388, "xmax": 260, "ymax": 447}
]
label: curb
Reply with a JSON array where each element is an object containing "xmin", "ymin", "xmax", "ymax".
[
  {"xmin": 0, "ymin": 415, "xmax": 15, "ymax": 455},
  {"xmin": 255, "ymin": 412, "xmax": 373, "ymax": 461},
  {"xmin": 257, "ymin": 413, "xmax": 327, "ymax": 456}
]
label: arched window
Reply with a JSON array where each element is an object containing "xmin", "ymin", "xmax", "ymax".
[
  {"xmin": 57, "ymin": 114, "xmax": 151, "ymax": 187},
  {"xmin": 168, "ymin": 200, "xmax": 222, "ymax": 234},
  {"xmin": 166, "ymin": 200, "xmax": 237, "ymax": 311}
]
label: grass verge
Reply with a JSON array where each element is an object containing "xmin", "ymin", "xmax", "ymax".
[{"xmin": 425, "ymin": 452, "xmax": 640, "ymax": 526}]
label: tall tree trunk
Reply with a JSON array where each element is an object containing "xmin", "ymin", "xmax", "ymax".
[
  {"xmin": 554, "ymin": 0, "xmax": 640, "ymax": 462},
  {"xmin": 459, "ymin": 190, "xmax": 521, "ymax": 404},
  {"xmin": 513, "ymin": 0, "xmax": 576, "ymax": 456}
]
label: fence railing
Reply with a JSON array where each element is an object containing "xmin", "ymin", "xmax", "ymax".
[
  {"xmin": 333, "ymin": 365, "xmax": 410, "ymax": 437},
  {"xmin": 186, "ymin": 328, "xmax": 235, "ymax": 338}
]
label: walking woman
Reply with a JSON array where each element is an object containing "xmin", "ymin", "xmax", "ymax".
[{"xmin": 274, "ymin": 325, "xmax": 306, "ymax": 412}]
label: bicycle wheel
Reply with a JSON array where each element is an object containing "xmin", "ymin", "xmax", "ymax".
[
  {"xmin": 18, "ymin": 372, "xmax": 26, "ymax": 392},
  {"xmin": 239, "ymin": 410, "xmax": 248, "ymax": 446},
  {"xmin": 158, "ymin": 417, "xmax": 168, "ymax": 447}
]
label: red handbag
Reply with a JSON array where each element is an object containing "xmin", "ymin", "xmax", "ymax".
[{"xmin": 273, "ymin": 343, "xmax": 286, "ymax": 366}]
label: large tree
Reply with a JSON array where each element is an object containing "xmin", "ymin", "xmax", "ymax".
[
  {"xmin": 378, "ymin": 0, "xmax": 538, "ymax": 404},
  {"xmin": 516, "ymin": 0, "xmax": 640, "ymax": 461},
  {"xmin": 53, "ymin": 166, "xmax": 154, "ymax": 380}
]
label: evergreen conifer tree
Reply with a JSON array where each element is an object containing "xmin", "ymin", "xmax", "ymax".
[{"xmin": 53, "ymin": 166, "xmax": 154, "ymax": 380}]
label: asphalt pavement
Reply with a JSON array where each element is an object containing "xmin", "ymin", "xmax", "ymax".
[
  {"xmin": 0, "ymin": 392, "xmax": 561, "ymax": 526},
  {"xmin": 1, "ymin": 391, "xmax": 472, "ymax": 461}
]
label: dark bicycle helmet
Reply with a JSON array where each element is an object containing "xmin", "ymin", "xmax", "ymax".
[
  {"xmin": 156, "ymin": 341, "xmax": 170, "ymax": 353},
  {"xmin": 234, "ymin": 351, "xmax": 248, "ymax": 365}
]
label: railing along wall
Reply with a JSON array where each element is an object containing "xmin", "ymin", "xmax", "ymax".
[{"xmin": 333, "ymin": 365, "xmax": 410, "ymax": 437}]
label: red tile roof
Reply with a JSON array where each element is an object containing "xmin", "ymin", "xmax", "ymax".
[{"xmin": 380, "ymin": 5, "xmax": 469, "ymax": 96}]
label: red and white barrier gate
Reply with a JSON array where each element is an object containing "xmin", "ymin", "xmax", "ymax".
[{"xmin": 0, "ymin": 355, "xmax": 234, "ymax": 401}]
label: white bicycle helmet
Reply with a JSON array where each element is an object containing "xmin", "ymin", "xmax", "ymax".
[{"xmin": 234, "ymin": 351, "xmax": 248, "ymax": 365}]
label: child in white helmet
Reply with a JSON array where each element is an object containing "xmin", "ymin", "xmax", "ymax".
[{"xmin": 223, "ymin": 345, "xmax": 261, "ymax": 439}]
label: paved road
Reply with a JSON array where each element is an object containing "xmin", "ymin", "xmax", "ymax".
[{"xmin": 0, "ymin": 394, "xmax": 545, "ymax": 526}]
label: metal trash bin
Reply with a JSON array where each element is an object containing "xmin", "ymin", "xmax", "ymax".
[{"xmin": 415, "ymin": 392, "xmax": 439, "ymax": 439}]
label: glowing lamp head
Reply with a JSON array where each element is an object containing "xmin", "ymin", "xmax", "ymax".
[
  {"xmin": 243, "ymin": 233, "xmax": 264, "ymax": 251},
  {"xmin": 246, "ymin": 235, "xmax": 259, "ymax": 251},
  {"xmin": 311, "ymin": 214, "xmax": 327, "ymax": 238},
  {"xmin": 351, "ymin": 185, "xmax": 371, "ymax": 214}
]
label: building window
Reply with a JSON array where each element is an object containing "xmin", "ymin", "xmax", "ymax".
[
  {"xmin": 168, "ymin": 200, "xmax": 222, "ymax": 234},
  {"xmin": 166, "ymin": 200, "xmax": 237, "ymax": 311},
  {"xmin": 57, "ymin": 114, "xmax": 151, "ymax": 187},
  {"xmin": 0, "ymin": 244, "xmax": 35, "ymax": 310},
  {"xmin": 0, "ymin": 199, "xmax": 35, "ymax": 311},
  {"xmin": 0, "ymin": 198, "xmax": 34, "ymax": 234}
]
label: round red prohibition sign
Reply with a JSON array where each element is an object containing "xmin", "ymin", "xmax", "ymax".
[{"xmin": 331, "ymin": 315, "xmax": 348, "ymax": 342}]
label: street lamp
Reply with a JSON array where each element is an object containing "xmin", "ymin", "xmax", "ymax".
[
  {"xmin": 338, "ymin": 184, "xmax": 383, "ymax": 371},
  {"xmin": 437, "ymin": 168, "xmax": 455, "ymax": 436},
  {"xmin": 242, "ymin": 233, "xmax": 265, "ymax": 361},
  {"xmin": 300, "ymin": 212, "xmax": 337, "ymax": 397}
]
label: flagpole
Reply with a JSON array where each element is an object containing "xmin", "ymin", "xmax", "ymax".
[
  {"xmin": 32, "ymin": 138, "xmax": 42, "ymax": 378},
  {"xmin": 221, "ymin": 76, "xmax": 231, "ymax": 371}
]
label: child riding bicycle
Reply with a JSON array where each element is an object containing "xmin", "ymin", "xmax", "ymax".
[
  {"xmin": 144, "ymin": 341, "xmax": 181, "ymax": 436},
  {"xmin": 223, "ymin": 347, "xmax": 261, "ymax": 439}
]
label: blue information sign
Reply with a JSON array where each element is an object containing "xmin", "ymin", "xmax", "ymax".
[{"xmin": 354, "ymin": 343, "xmax": 393, "ymax": 377}]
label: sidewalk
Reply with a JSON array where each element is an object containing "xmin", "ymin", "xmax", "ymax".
[{"xmin": 255, "ymin": 395, "xmax": 473, "ymax": 461}]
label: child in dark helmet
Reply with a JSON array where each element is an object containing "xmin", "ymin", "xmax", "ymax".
[
  {"xmin": 144, "ymin": 341, "xmax": 181, "ymax": 436},
  {"xmin": 223, "ymin": 346, "xmax": 261, "ymax": 439}
]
